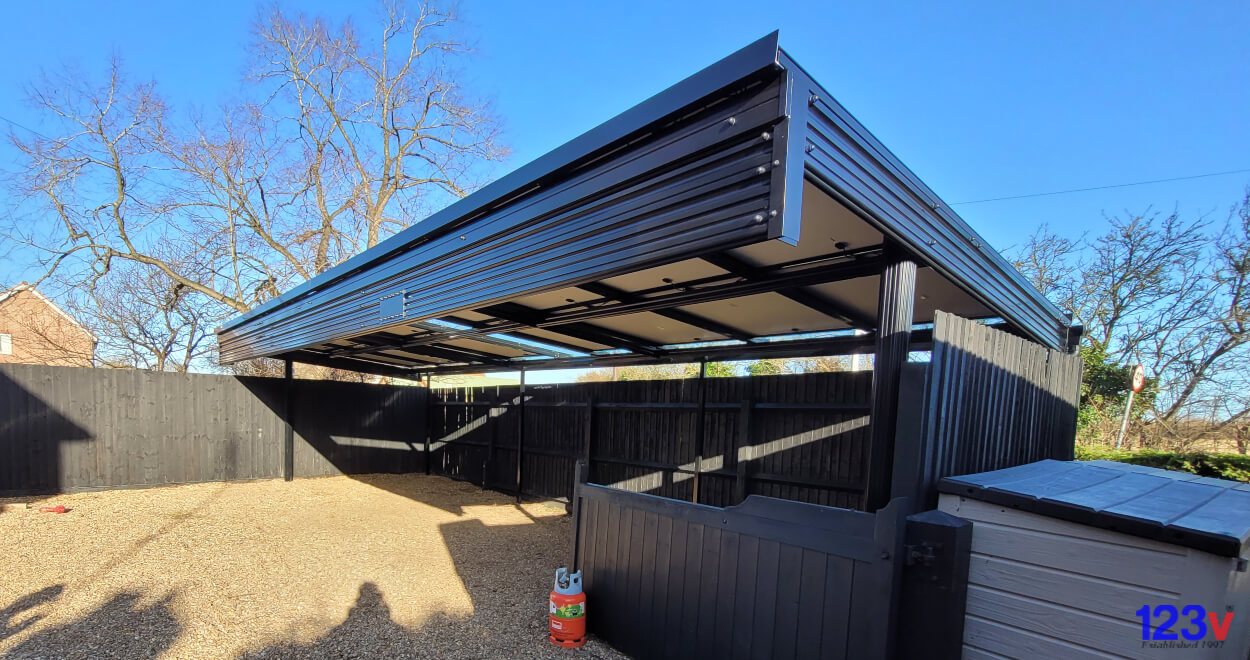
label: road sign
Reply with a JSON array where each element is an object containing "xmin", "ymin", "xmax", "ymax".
[{"xmin": 1118, "ymin": 364, "xmax": 1147, "ymax": 449}]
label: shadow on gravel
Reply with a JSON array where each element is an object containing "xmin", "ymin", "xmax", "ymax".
[
  {"xmin": 0, "ymin": 585, "xmax": 64, "ymax": 642},
  {"xmin": 241, "ymin": 518, "xmax": 622, "ymax": 660},
  {"xmin": 238, "ymin": 583, "xmax": 419, "ymax": 660},
  {"xmin": 2, "ymin": 590, "xmax": 177, "ymax": 660}
]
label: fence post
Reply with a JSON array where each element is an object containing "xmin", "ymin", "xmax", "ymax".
[
  {"xmin": 692, "ymin": 360, "xmax": 707, "ymax": 504},
  {"xmin": 486, "ymin": 390, "xmax": 497, "ymax": 490},
  {"xmin": 734, "ymin": 398, "xmax": 753, "ymax": 504},
  {"xmin": 848, "ymin": 497, "xmax": 910, "ymax": 659},
  {"xmin": 283, "ymin": 359, "xmax": 294, "ymax": 481},
  {"xmin": 515, "ymin": 368, "xmax": 526, "ymax": 502},
  {"xmin": 889, "ymin": 363, "xmax": 931, "ymax": 507},
  {"xmin": 582, "ymin": 396, "xmax": 596, "ymax": 483},
  {"xmin": 571, "ymin": 460, "xmax": 588, "ymax": 570},
  {"xmin": 897, "ymin": 509, "xmax": 972, "ymax": 660}
]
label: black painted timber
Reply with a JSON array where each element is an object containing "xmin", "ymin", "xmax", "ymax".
[
  {"xmin": 0, "ymin": 363, "xmax": 426, "ymax": 495},
  {"xmin": 896, "ymin": 509, "xmax": 972, "ymax": 660},
  {"xmin": 428, "ymin": 371, "xmax": 873, "ymax": 509},
  {"xmin": 571, "ymin": 463, "xmax": 909, "ymax": 659}
]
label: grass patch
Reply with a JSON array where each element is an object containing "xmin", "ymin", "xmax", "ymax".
[{"xmin": 1076, "ymin": 445, "xmax": 1250, "ymax": 483}]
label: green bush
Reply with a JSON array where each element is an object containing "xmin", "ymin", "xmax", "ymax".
[{"xmin": 1076, "ymin": 445, "xmax": 1250, "ymax": 483}]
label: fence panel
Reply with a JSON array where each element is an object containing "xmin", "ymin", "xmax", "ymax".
[
  {"xmin": 571, "ymin": 463, "xmax": 908, "ymax": 659},
  {"xmin": 0, "ymin": 364, "xmax": 425, "ymax": 495},
  {"xmin": 427, "ymin": 371, "xmax": 873, "ymax": 508}
]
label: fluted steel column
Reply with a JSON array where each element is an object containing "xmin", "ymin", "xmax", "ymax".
[{"xmin": 864, "ymin": 242, "xmax": 916, "ymax": 511}]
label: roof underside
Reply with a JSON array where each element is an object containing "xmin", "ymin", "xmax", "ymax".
[{"xmin": 217, "ymin": 33, "xmax": 1071, "ymax": 378}]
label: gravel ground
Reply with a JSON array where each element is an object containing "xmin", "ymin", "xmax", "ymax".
[{"xmin": 0, "ymin": 475, "xmax": 626, "ymax": 659}]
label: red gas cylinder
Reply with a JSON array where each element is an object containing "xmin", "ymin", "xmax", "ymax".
[{"xmin": 548, "ymin": 567, "xmax": 586, "ymax": 648}]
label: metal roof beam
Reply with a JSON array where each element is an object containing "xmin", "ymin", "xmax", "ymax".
[
  {"xmin": 409, "ymin": 329, "xmax": 934, "ymax": 377},
  {"xmin": 330, "ymin": 336, "xmax": 514, "ymax": 366},
  {"xmin": 323, "ymin": 252, "xmax": 882, "ymax": 360},
  {"xmin": 325, "ymin": 332, "xmax": 443, "ymax": 358},
  {"xmin": 477, "ymin": 302, "xmax": 665, "ymax": 357},
  {"xmin": 281, "ymin": 350, "xmax": 424, "ymax": 378},
  {"xmin": 438, "ymin": 315, "xmax": 601, "ymax": 356},
  {"xmin": 508, "ymin": 251, "xmax": 883, "ymax": 328},
  {"xmin": 409, "ymin": 344, "xmax": 515, "ymax": 366},
  {"xmin": 700, "ymin": 251, "xmax": 878, "ymax": 329},
  {"xmin": 574, "ymin": 281, "xmax": 754, "ymax": 341}
]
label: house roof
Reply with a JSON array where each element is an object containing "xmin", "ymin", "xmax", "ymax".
[
  {"xmin": 217, "ymin": 32, "xmax": 1072, "ymax": 378},
  {"xmin": 940, "ymin": 459, "xmax": 1250, "ymax": 557},
  {"xmin": 0, "ymin": 282, "xmax": 97, "ymax": 342}
]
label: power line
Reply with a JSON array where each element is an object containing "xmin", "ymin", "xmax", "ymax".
[
  {"xmin": 7, "ymin": 109, "xmax": 1247, "ymax": 211},
  {"xmin": 0, "ymin": 112, "xmax": 179, "ymax": 194},
  {"xmin": 950, "ymin": 167, "xmax": 1250, "ymax": 205}
]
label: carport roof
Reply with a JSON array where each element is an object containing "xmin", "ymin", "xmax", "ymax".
[{"xmin": 217, "ymin": 32, "xmax": 1072, "ymax": 377}]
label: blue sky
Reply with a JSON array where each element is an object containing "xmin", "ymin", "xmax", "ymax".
[
  {"xmin": 0, "ymin": 2, "xmax": 1246, "ymax": 381},
  {"xmin": 1, "ymin": 2, "xmax": 1245, "ymax": 265}
]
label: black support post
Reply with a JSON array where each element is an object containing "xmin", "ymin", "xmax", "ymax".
[
  {"xmin": 515, "ymin": 368, "xmax": 526, "ymax": 502},
  {"xmin": 283, "ymin": 359, "xmax": 294, "ymax": 481},
  {"xmin": 692, "ymin": 360, "xmax": 707, "ymax": 504},
  {"xmin": 864, "ymin": 242, "xmax": 916, "ymax": 511},
  {"xmin": 423, "ymin": 374, "xmax": 432, "ymax": 476}
]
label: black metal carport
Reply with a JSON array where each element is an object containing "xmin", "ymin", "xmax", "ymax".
[{"xmin": 217, "ymin": 32, "xmax": 1074, "ymax": 511}]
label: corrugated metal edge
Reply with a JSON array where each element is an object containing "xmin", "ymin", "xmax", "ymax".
[
  {"xmin": 220, "ymin": 32, "xmax": 784, "ymax": 334},
  {"xmin": 776, "ymin": 49, "xmax": 1071, "ymax": 351}
]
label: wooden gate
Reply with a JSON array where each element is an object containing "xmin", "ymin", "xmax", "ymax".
[{"xmin": 570, "ymin": 463, "xmax": 908, "ymax": 659}]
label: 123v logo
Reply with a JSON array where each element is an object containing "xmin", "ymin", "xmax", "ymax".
[{"xmin": 1137, "ymin": 605, "xmax": 1234, "ymax": 645}]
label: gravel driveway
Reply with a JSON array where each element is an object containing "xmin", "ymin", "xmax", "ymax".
[{"xmin": 0, "ymin": 474, "xmax": 625, "ymax": 659}]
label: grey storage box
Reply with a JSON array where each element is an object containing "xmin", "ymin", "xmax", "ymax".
[{"xmin": 939, "ymin": 459, "xmax": 1250, "ymax": 659}]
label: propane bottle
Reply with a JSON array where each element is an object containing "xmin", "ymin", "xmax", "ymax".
[{"xmin": 548, "ymin": 567, "xmax": 586, "ymax": 648}]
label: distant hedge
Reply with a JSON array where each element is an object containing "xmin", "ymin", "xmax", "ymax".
[{"xmin": 1076, "ymin": 446, "xmax": 1250, "ymax": 483}]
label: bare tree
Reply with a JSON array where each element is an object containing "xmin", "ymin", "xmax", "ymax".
[
  {"xmin": 573, "ymin": 356, "xmax": 858, "ymax": 383},
  {"xmin": 65, "ymin": 265, "xmax": 221, "ymax": 371},
  {"xmin": 1010, "ymin": 225, "xmax": 1083, "ymax": 316},
  {"xmin": 1011, "ymin": 193, "xmax": 1250, "ymax": 447},
  {"xmin": 788, "ymin": 356, "xmax": 856, "ymax": 374},
  {"xmin": 4, "ymin": 1, "xmax": 506, "ymax": 371},
  {"xmin": 1144, "ymin": 195, "xmax": 1250, "ymax": 426}
]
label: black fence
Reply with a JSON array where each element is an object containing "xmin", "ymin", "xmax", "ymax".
[
  {"xmin": 0, "ymin": 364, "xmax": 425, "ymax": 496},
  {"xmin": 569, "ymin": 462, "xmax": 973, "ymax": 659},
  {"xmin": 427, "ymin": 371, "xmax": 873, "ymax": 509},
  {"xmin": 4, "ymin": 311, "xmax": 1081, "ymax": 513},
  {"xmin": 891, "ymin": 311, "xmax": 1083, "ymax": 508}
]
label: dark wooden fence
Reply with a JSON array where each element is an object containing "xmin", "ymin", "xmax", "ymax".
[
  {"xmin": 4, "ymin": 311, "xmax": 1081, "ymax": 515},
  {"xmin": 570, "ymin": 463, "xmax": 913, "ymax": 659},
  {"xmin": 892, "ymin": 311, "xmax": 1083, "ymax": 507},
  {"xmin": 0, "ymin": 364, "xmax": 425, "ymax": 496},
  {"xmin": 428, "ymin": 371, "xmax": 873, "ymax": 509}
]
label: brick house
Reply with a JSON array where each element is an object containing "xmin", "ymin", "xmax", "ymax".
[{"xmin": 0, "ymin": 283, "xmax": 95, "ymax": 367}]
